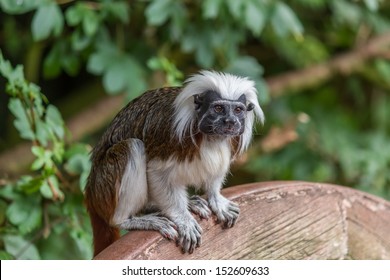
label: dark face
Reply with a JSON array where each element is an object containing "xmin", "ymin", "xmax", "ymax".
[{"xmin": 194, "ymin": 91, "xmax": 254, "ymax": 137}]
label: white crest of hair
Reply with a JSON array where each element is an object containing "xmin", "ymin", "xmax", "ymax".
[{"xmin": 173, "ymin": 70, "xmax": 264, "ymax": 154}]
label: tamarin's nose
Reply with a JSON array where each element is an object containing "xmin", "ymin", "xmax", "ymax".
[{"xmin": 224, "ymin": 117, "xmax": 237, "ymax": 125}]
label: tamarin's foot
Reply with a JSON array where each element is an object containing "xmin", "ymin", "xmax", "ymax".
[
  {"xmin": 208, "ymin": 195, "xmax": 240, "ymax": 228},
  {"xmin": 174, "ymin": 215, "xmax": 202, "ymax": 254},
  {"xmin": 188, "ymin": 195, "xmax": 211, "ymax": 220},
  {"xmin": 120, "ymin": 213, "xmax": 178, "ymax": 241}
]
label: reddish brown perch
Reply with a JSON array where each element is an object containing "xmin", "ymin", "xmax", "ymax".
[{"xmin": 95, "ymin": 181, "xmax": 390, "ymax": 260}]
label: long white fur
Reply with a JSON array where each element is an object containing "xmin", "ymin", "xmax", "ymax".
[
  {"xmin": 111, "ymin": 139, "xmax": 148, "ymax": 226},
  {"xmin": 173, "ymin": 70, "xmax": 264, "ymax": 155}
]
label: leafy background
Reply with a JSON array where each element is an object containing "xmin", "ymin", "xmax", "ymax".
[{"xmin": 1, "ymin": 0, "xmax": 390, "ymax": 259}]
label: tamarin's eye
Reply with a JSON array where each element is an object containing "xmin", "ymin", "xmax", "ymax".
[
  {"xmin": 234, "ymin": 107, "xmax": 243, "ymax": 114},
  {"xmin": 214, "ymin": 105, "xmax": 224, "ymax": 113}
]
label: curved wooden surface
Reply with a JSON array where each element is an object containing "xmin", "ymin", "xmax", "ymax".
[{"xmin": 95, "ymin": 181, "xmax": 390, "ymax": 260}]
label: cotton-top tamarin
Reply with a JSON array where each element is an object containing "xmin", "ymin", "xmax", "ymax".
[{"xmin": 84, "ymin": 71, "xmax": 264, "ymax": 257}]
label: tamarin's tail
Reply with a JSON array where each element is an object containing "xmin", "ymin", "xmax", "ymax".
[{"xmin": 88, "ymin": 206, "xmax": 120, "ymax": 257}]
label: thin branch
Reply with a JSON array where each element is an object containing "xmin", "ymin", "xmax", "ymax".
[{"xmin": 266, "ymin": 32, "xmax": 390, "ymax": 97}]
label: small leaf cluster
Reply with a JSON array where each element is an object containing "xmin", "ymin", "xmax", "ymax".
[{"xmin": 0, "ymin": 53, "xmax": 92, "ymax": 259}]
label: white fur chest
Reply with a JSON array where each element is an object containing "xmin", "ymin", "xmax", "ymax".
[{"xmin": 147, "ymin": 139, "xmax": 231, "ymax": 187}]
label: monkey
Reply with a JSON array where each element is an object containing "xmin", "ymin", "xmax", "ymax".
[{"xmin": 84, "ymin": 70, "xmax": 264, "ymax": 257}]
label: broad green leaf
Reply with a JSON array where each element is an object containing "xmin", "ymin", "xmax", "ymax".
[
  {"xmin": 83, "ymin": 10, "xmax": 100, "ymax": 36},
  {"xmin": 245, "ymin": 0, "xmax": 267, "ymax": 36},
  {"xmin": 0, "ymin": 0, "xmax": 41, "ymax": 14},
  {"xmin": 226, "ymin": 0, "xmax": 245, "ymax": 19},
  {"xmin": 0, "ymin": 184, "xmax": 21, "ymax": 200},
  {"xmin": 0, "ymin": 250, "xmax": 14, "ymax": 260},
  {"xmin": 19, "ymin": 176, "xmax": 45, "ymax": 194},
  {"xmin": 35, "ymin": 119, "xmax": 50, "ymax": 146},
  {"xmin": 62, "ymin": 53, "xmax": 81, "ymax": 76},
  {"xmin": 71, "ymin": 30, "xmax": 91, "ymax": 51},
  {"xmin": 103, "ymin": 62, "xmax": 128, "ymax": 93},
  {"xmin": 7, "ymin": 198, "xmax": 34, "ymax": 225},
  {"xmin": 87, "ymin": 45, "xmax": 117, "ymax": 75},
  {"xmin": 332, "ymin": 0, "xmax": 362, "ymax": 28},
  {"xmin": 226, "ymin": 56, "xmax": 264, "ymax": 76},
  {"xmin": 65, "ymin": 154, "xmax": 91, "ymax": 174},
  {"xmin": 43, "ymin": 44, "xmax": 62, "ymax": 78},
  {"xmin": 8, "ymin": 98, "xmax": 35, "ymax": 141},
  {"xmin": 271, "ymin": 2, "xmax": 303, "ymax": 36},
  {"xmin": 31, "ymin": 145, "xmax": 45, "ymax": 157},
  {"xmin": 364, "ymin": 0, "xmax": 379, "ymax": 11},
  {"xmin": 45, "ymin": 105, "xmax": 65, "ymax": 139},
  {"xmin": 18, "ymin": 206, "xmax": 42, "ymax": 234},
  {"xmin": 3, "ymin": 235, "xmax": 41, "ymax": 260},
  {"xmin": 104, "ymin": 1, "xmax": 130, "ymax": 23},
  {"xmin": 202, "ymin": 0, "xmax": 222, "ymax": 19},
  {"xmin": 32, "ymin": 2, "xmax": 64, "ymax": 41},
  {"xmin": 65, "ymin": 4, "xmax": 83, "ymax": 26},
  {"xmin": 145, "ymin": 0, "xmax": 173, "ymax": 26},
  {"xmin": 64, "ymin": 143, "xmax": 91, "ymax": 159},
  {"xmin": 31, "ymin": 147, "xmax": 53, "ymax": 171}
]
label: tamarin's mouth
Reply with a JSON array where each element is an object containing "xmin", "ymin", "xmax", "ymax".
[{"xmin": 218, "ymin": 126, "xmax": 241, "ymax": 135}]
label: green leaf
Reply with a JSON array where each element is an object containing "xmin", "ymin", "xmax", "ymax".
[
  {"xmin": 6, "ymin": 198, "xmax": 34, "ymax": 226},
  {"xmin": 19, "ymin": 176, "xmax": 45, "ymax": 194},
  {"xmin": 8, "ymin": 98, "xmax": 35, "ymax": 141},
  {"xmin": 87, "ymin": 45, "xmax": 116, "ymax": 75},
  {"xmin": 226, "ymin": 0, "xmax": 245, "ymax": 19},
  {"xmin": 225, "ymin": 56, "xmax": 264, "ymax": 78},
  {"xmin": 40, "ymin": 176, "xmax": 64, "ymax": 200},
  {"xmin": 0, "ymin": 0, "xmax": 42, "ymax": 14},
  {"xmin": 65, "ymin": 154, "xmax": 91, "ymax": 174},
  {"xmin": 202, "ymin": 0, "xmax": 223, "ymax": 19},
  {"xmin": 271, "ymin": 2, "xmax": 303, "ymax": 36},
  {"xmin": 45, "ymin": 105, "xmax": 65, "ymax": 139},
  {"xmin": 83, "ymin": 10, "xmax": 100, "ymax": 36},
  {"xmin": 65, "ymin": 4, "xmax": 83, "ymax": 26},
  {"xmin": 19, "ymin": 207, "xmax": 42, "ymax": 234},
  {"xmin": 104, "ymin": 1, "xmax": 130, "ymax": 23},
  {"xmin": 71, "ymin": 30, "xmax": 92, "ymax": 51},
  {"xmin": 244, "ymin": 0, "xmax": 267, "ymax": 36},
  {"xmin": 0, "ymin": 184, "xmax": 21, "ymax": 200},
  {"xmin": 43, "ymin": 43, "xmax": 63, "ymax": 79},
  {"xmin": 0, "ymin": 250, "xmax": 14, "ymax": 260},
  {"xmin": 35, "ymin": 119, "xmax": 50, "ymax": 146},
  {"xmin": 32, "ymin": 2, "xmax": 64, "ymax": 41},
  {"xmin": 103, "ymin": 62, "xmax": 128, "ymax": 93},
  {"xmin": 332, "ymin": 0, "xmax": 363, "ymax": 28},
  {"xmin": 145, "ymin": 0, "xmax": 174, "ymax": 26},
  {"xmin": 31, "ymin": 146, "xmax": 45, "ymax": 158},
  {"xmin": 3, "ymin": 235, "xmax": 41, "ymax": 260},
  {"xmin": 364, "ymin": 0, "xmax": 379, "ymax": 11},
  {"xmin": 31, "ymin": 146, "xmax": 53, "ymax": 171},
  {"xmin": 62, "ymin": 53, "xmax": 81, "ymax": 76},
  {"xmin": 64, "ymin": 143, "xmax": 91, "ymax": 159}
]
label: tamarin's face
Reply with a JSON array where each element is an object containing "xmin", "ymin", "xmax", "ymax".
[{"xmin": 194, "ymin": 91, "xmax": 254, "ymax": 136}]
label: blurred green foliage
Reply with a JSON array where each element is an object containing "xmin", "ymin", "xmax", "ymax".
[{"xmin": 1, "ymin": 0, "xmax": 390, "ymax": 259}]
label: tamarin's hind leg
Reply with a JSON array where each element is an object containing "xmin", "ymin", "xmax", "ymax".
[
  {"xmin": 111, "ymin": 139, "xmax": 178, "ymax": 240},
  {"xmin": 188, "ymin": 195, "xmax": 211, "ymax": 220}
]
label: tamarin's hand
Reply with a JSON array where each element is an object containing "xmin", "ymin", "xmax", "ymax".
[{"xmin": 84, "ymin": 71, "xmax": 264, "ymax": 256}]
